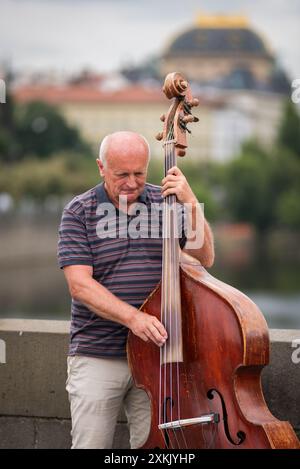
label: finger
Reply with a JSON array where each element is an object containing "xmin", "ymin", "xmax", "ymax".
[
  {"xmin": 148, "ymin": 328, "xmax": 166, "ymax": 347},
  {"xmin": 140, "ymin": 324, "xmax": 159, "ymax": 346},
  {"xmin": 167, "ymin": 166, "xmax": 181, "ymax": 176},
  {"xmin": 161, "ymin": 181, "xmax": 178, "ymax": 192},
  {"xmin": 152, "ymin": 318, "xmax": 168, "ymax": 338},
  {"xmin": 162, "ymin": 174, "xmax": 178, "ymax": 184},
  {"xmin": 162, "ymin": 187, "xmax": 179, "ymax": 198},
  {"xmin": 149, "ymin": 324, "xmax": 167, "ymax": 344},
  {"xmin": 139, "ymin": 332, "xmax": 149, "ymax": 343}
]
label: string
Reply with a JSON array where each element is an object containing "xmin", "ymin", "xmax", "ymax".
[
  {"xmin": 166, "ymin": 137, "xmax": 177, "ymax": 449},
  {"xmin": 165, "ymin": 130, "xmax": 184, "ymax": 449},
  {"xmin": 173, "ymin": 140, "xmax": 187, "ymax": 449},
  {"xmin": 158, "ymin": 201, "xmax": 168, "ymax": 447},
  {"xmin": 159, "ymin": 124, "xmax": 192, "ymax": 449},
  {"xmin": 159, "ymin": 128, "xmax": 173, "ymax": 448},
  {"xmin": 169, "ymin": 138, "xmax": 178, "ymax": 449},
  {"xmin": 159, "ymin": 130, "xmax": 174, "ymax": 448},
  {"xmin": 158, "ymin": 109, "xmax": 218, "ymax": 450},
  {"xmin": 168, "ymin": 139, "xmax": 182, "ymax": 450},
  {"xmin": 169, "ymin": 133, "xmax": 187, "ymax": 449}
]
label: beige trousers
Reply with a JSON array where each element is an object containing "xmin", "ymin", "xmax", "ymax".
[{"xmin": 66, "ymin": 355, "xmax": 151, "ymax": 449}]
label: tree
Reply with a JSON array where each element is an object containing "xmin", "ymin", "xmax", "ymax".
[
  {"xmin": 270, "ymin": 147, "xmax": 300, "ymax": 228},
  {"xmin": 16, "ymin": 101, "xmax": 90, "ymax": 158},
  {"xmin": 277, "ymin": 100, "xmax": 300, "ymax": 157},
  {"xmin": 276, "ymin": 188, "xmax": 300, "ymax": 228},
  {"xmin": 224, "ymin": 141, "xmax": 274, "ymax": 232},
  {"xmin": 0, "ymin": 72, "xmax": 22, "ymax": 163}
]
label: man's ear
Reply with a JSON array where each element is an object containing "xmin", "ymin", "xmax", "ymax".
[{"xmin": 96, "ymin": 158, "xmax": 105, "ymax": 177}]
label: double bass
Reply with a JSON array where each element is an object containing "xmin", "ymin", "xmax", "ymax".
[{"xmin": 127, "ymin": 72, "xmax": 300, "ymax": 449}]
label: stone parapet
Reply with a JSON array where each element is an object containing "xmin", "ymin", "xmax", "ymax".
[{"xmin": 0, "ymin": 319, "xmax": 299, "ymax": 448}]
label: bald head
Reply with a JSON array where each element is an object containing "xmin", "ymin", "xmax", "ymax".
[
  {"xmin": 99, "ymin": 131, "xmax": 150, "ymax": 167},
  {"xmin": 96, "ymin": 131, "xmax": 150, "ymax": 207}
]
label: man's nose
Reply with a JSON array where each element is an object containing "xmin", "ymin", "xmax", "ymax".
[{"xmin": 127, "ymin": 175, "xmax": 138, "ymax": 188}]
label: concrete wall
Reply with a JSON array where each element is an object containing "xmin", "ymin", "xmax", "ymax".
[{"xmin": 0, "ymin": 319, "xmax": 299, "ymax": 449}]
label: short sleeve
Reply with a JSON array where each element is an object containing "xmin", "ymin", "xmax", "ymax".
[{"xmin": 57, "ymin": 208, "xmax": 93, "ymax": 269}]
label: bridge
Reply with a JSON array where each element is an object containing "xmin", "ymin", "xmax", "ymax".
[{"xmin": 0, "ymin": 319, "xmax": 299, "ymax": 448}]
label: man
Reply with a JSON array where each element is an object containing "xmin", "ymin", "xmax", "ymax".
[{"xmin": 58, "ymin": 131, "xmax": 214, "ymax": 449}]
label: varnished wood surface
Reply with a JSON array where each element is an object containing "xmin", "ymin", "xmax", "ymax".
[{"xmin": 127, "ymin": 253, "xmax": 300, "ymax": 449}]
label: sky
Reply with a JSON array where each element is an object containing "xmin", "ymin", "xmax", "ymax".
[{"xmin": 1, "ymin": 0, "xmax": 300, "ymax": 80}]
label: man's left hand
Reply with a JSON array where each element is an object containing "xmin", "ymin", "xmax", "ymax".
[{"xmin": 161, "ymin": 166, "xmax": 197, "ymax": 205}]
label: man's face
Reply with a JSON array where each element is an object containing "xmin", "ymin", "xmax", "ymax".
[{"xmin": 97, "ymin": 144, "xmax": 149, "ymax": 207}]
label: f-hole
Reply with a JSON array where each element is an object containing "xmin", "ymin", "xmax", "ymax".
[
  {"xmin": 162, "ymin": 396, "xmax": 174, "ymax": 448},
  {"xmin": 207, "ymin": 388, "xmax": 246, "ymax": 445}
]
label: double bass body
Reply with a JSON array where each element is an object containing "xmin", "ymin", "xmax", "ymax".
[
  {"xmin": 128, "ymin": 253, "xmax": 300, "ymax": 449},
  {"xmin": 127, "ymin": 72, "xmax": 300, "ymax": 449}
]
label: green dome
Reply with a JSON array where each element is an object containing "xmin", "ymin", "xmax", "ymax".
[{"xmin": 165, "ymin": 27, "xmax": 272, "ymax": 58}]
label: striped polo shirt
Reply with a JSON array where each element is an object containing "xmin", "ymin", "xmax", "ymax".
[{"xmin": 57, "ymin": 182, "xmax": 186, "ymax": 358}]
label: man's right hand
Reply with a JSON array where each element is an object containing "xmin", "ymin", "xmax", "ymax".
[
  {"xmin": 128, "ymin": 312, "xmax": 168, "ymax": 347},
  {"xmin": 63, "ymin": 265, "xmax": 168, "ymax": 347}
]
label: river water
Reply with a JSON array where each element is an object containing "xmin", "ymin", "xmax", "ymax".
[
  {"xmin": 0, "ymin": 261, "xmax": 299, "ymax": 330},
  {"xmin": 0, "ymin": 214, "xmax": 299, "ymax": 330}
]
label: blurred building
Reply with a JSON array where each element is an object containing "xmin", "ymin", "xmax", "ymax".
[
  {"xmin": 13, "ymin": 83, "xmax": 285, "ymax": 162},
  {"xmin": 13, "ymin": 13, "xmax": 290, "ymax": 162},
  {"xmin": 160, "ymin": 13, "xmax": 285, "ymax": 92},
  {"xmin": 13, "ymin": 81, "xmax": 169, "ymax": 158}
]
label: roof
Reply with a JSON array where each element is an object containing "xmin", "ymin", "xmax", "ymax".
[
  {"xmin": 164, "ymin": 27, "xmax": 273, "ymax": 59},
  {"xmin": 13, "ymin": 83, "xmax": 225, "ymax": 107},
  {"xmin": 13, "ymin": 84, "xmax": 167, "ymax": 105},
  {"xmin": 195, "ymin": 13, "xmax": 250, "ymax": 29}
]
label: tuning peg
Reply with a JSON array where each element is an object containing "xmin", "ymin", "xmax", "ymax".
[
  {"xmin": 155, "ymin": 132, "xmax": 163, "ymax": 141},
  {"xmin": 178, "ymin": 150, "xmax": 186, "ymax": 157},
  {"xmin": 160, "ymin": 114, "xmax": 166, "ymax": 122},
  {"xmin": 182, "ymin": 115, "xmax": 195, "ymax": 124},
  {"xmin": 193, "ymin": 116, "xmax": 199, "ymax": 122},
  {"xmin": 190, "ymin": 98, "xmax": 199, "ymax": 107}
]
